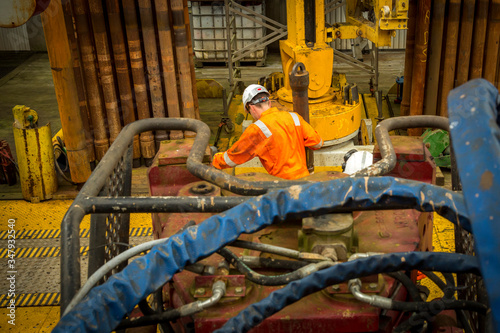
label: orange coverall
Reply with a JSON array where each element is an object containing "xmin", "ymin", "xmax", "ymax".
[{"xmin": 212, "ymin": 107, "xmax": 323, "ymax": 180}]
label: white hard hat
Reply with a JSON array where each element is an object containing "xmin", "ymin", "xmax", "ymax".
[{"xmin": 242, "ymin": 84, "xmax": 269, "ymax": 108}]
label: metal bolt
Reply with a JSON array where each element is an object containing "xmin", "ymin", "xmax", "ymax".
[
  {"xmin": 195, "ymin": 288, "xmax": 205, "ymax": 295},
  {"xmin": 369, "ymin": 283, "xmax": 378, "ymax": 290},
  {"xmin": 235, "ymin": 287, "xmax": 243, "ymax": 293},
  {"xmin": 331, "ymin": 284, "xmax": 340, "ymax": 291}
]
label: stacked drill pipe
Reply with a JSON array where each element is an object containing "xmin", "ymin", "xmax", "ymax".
[
  {"xmin": 154, "ymin": 0, "xmax": 183, "ymax": 140},
  {"xmin": 61, "ymin": 0, "xmax": 96, "ymax": 165},
  {"xmin": 138, "ymin": 0, "xmax": 168, "ymax": 148},
  {"xmin": 408, "ymin": 0, "xmax": 431, "ymax": 137},
  {"xmin": 400, "ymin": 0, "xmax": 417, "ymax": 117},
  {"xmin": 88, "ymin": 0, "xmax": 122, "ymax": 145},
  {"xmin": 402, "ymin": 0, "xmax": 500, "ymax": 126},
  {"xmin": 47, "ymin": 0, "xmax": 201, "ymax": 173},
  {"xmin": 72, "ymin": 0, "xmax": 109, "ymax": 161},
  {"xmin": 171, "ymin": 0, "xmax": 197, "ymax": 137},
  {"xmin": 122, "ymin": 0, "xmax": 155, "ymax": 164},
  {"xmin": 106, "ymin": 0, "xmax": 141, "ymax": 166}
]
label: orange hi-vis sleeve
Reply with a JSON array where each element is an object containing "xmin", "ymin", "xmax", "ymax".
[{"xmin": 212, "ymin": 108, "xmax": 323, "ymax": 180}]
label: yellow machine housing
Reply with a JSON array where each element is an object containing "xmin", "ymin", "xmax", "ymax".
[
  {"xmin": 276, "ymin": 0, "xmax": 408, "ymax": 145},
  {"xmin": 13, "ymin": 105, "xmax": 58, "ymax": 202}
]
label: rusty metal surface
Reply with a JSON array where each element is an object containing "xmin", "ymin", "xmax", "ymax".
[
  {"xmin": 0, "ymin": 0, "xmax": 36, "ymax": 28},
  {"xmin": 61, "ymin": 0, "xmax": 95, "ymax": 163},
  {"xmin": 88, "ymin": 0, "xmax": 122, "ymax": 144},
  {"xmin": 373, "ymin": 136, "xmax": 435, "ymax": 184},
  {"xmin": 483, "ymin": 0, "xmax": 500, "ymax": 84},
  {"xmin": 122, "ymin": 0, "xmax": 155, "ymax": 160},
  {"xmin": 171, "ymin": 0, "xmax": 196, "ymax": 136},
  {"xmin": 400, "ymin": 0, "xmax": 417, "ymax": 117},
  {"xmin": 72, "ymin": 0, "xmax": 109, "ymax": 161},
  {"xmin": 456, "ymin": 0, "xmax": 477, "ymax": 87},
  {"xmin": 138, "ymin": 0, "xmax": 168, "ymax": 145},
  {"xmin": 157, "ymin": 139, "xmax": 212, "ymax": 166},
  {"xmin": 469, "ymin": 0, "xmax": 490, "ymax": 80},
  {"xmin": 408, "ymin": 0, "xmax": 431, "ymax": 136},
  {"xmin": 106, "ymin": 0, "xmax": 140, "ymax": 160},
  {"xmin": 154, "ymin": 0, "xmax": 183, "ymax": 140},
  {"xmin": 353, "ymin": 116, "xmax": 447, "ymax": 178},
  {"xmin": 439, "ymin": 0, "xmax": 461, "ymax": 117},
  {"xmin": 161, "ymin": 203, "xmax": 414, "ymax": 332}
]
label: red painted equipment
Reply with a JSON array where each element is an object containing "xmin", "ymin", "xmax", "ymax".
[
  {"xmin": 148, "ymin": 135, "xmax": 436, "ymax": 332},
  {"xmin": 0, "ymin": 140, "xmax": 17, "ymax": 186}
]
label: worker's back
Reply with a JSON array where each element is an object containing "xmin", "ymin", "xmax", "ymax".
[{"xmin": 249, "ymin": 107, "xmax": 322, "ymax": 180}]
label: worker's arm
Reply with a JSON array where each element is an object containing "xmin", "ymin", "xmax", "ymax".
[
  {"xmin": 298, "ymin": 114, "xmax": 323, "ymax": 150},
  {"xmin": 212, "ymin": 125, "xmax": 265, "ymax": 169}
]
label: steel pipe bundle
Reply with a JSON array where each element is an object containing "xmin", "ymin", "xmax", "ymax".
[
  {"xmin": 402, "ymin": 0, "xmax": 500, "ymax": 124},
  {"xmin": 43, "ymin": 0, "xmax": 200, "ymax": 177}
]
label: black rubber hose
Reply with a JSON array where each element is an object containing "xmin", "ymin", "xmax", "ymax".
[
  {"xmin": 396, "ymin": 271, "xmax": 475, "ymax": 333},
  {"xmin": 251, "ymin": 257, "xmax": 309, "ymax": 271},
  {"xmin": 388, "ymin": 298, "xmax": 487, "ymax": 314},
  {"xmin": 386, "ymin": 272, "xmax": 422, "ymax": 302},
  {"xmin": 218, "ymin": 248, "xmax": 324, "ymax": 286},
  {"xmin": 115, "ymin": 307, "xmax": 181, "ymax": 330}
]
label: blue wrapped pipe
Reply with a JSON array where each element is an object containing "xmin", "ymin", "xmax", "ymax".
[
  {"xmin": 54, "ymin": 177, "xmax": 470, "ymax": 332},
  {"xmin": 447, "ymin": 79, "xmax": 500, "ymax": 330},
  {"xmin": 216, "ymin": 252, "xmax": 481, "ymax": 333}
]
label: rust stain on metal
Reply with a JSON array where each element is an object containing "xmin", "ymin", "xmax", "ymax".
[
  {"xmin": 288, "ymin": 185, "xmax": 302, "ymax": 200},
  {"xmin": 479, "ymin": 170, "xmax": 493, "ymax": 190}
]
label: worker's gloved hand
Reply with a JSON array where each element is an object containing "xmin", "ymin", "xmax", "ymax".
[
  {"xmin": 212, "ymin": 152, "xmax": 224, "ymax": 169},
  {"xmin": 210, "ymin": 145, "xmax": 218, "ymax": 157}
]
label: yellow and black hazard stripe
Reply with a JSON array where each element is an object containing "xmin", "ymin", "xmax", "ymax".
[
  {"xmin": 0, "ymin": 293, "xmax": 60, "ymax": 307},
  {"xmin": 0, "ymin": 227, "xmax": 152, "ymax": 240},
  {"xmin": 0, "ymin": 246, "xmax": 89, "ymax": 259}
]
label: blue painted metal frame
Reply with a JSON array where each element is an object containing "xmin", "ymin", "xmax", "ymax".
[{"xmin": 448, "ymin": 78, "xmax": 500, "ymax": 331}]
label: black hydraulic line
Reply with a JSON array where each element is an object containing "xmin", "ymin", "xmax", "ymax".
[
  {"xmin": 410, "ymin": 271, "xmax": 474, "ymax": 333},
  {"xmin": 218, "ymin": 248, "xmax": 329, "ymax": 286},
  {"xmin": 115, "ymin": 307, "xmax": 182, "ymax": 330},
  {"xmin": 386, "ymin": 272, "xmax": 422, "ymax": 302},
  {"xmin": 138, "ymin": 299, "xmax": 156, "ymax": 316},
  {"xmin": 421, "ymin": 271, "xmax": 449, "ymax": 292},
  {"xmin": 242, "ymin": 256, "xmax": 309, "ymax": 271},
  {"xmin": 84, "ymin": 196, "xmax": 247, "ymax": 214},
  {"xmin": 353, "ymin": 116, "xmax": 449, "ymax": 177},
  {"xmin": 215, "ymin": 252, "xmax": 481, "ymax": 333},
  {"xmin": 422, "ymin": 271, "xmax": 474, "ymax": 333},
  {"xmin": 387, "ymin": 298, "xmax": 487, "ymax": 314}
]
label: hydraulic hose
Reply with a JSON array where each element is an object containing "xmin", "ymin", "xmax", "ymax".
[
  {"xmin": 63, "ymin": 237, "xmax": 169, "ymax": 316},
  {"xmin": 116, "ymin": 280, "xmax": 226, "ymax": 330},
  {"xmin": 240, "ymin": 256, "xmax": 309, "ymax": 271},
  {"xmin": 215, "ymin": 252, "xmax": 481, "ymax": 333},
  {"xmin": 218, "ymin": 248, "xmax": 335, "ymax": 286},
  {"xmin": 353, "ymin": 115, "xmax": 449, "ymax": 177},
  {"xmin": 348, "ymin": 278, "xmax": 487, "ymax": 313},
  {"xmin": 420, "ymin": 271, "xmax": 474, "ymax": 333},
  {"xmin": 386, "ymin": 272, "xmax": 422, "ymax": 302},
  {"xmin": 56, "ymin": 177, "xmax": 472, "ymax": 332},
  {"xmin": 230, "ymin": 240, "xmax": 328, "ymax": 262},
  {"xmin": 64, "ymin": 221, "xmax": 199, "ymax": 316}
]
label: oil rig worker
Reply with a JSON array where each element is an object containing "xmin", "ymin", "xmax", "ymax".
[{"xmin": 212, "ymin": 84, "xmax": 324, "ymax": 180}]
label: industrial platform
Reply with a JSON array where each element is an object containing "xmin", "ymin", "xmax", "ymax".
[{"xmin": 0, "ymin": 50, "xmax": 458, "ymax": 332}]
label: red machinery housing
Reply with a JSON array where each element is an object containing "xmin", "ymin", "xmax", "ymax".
[{"xmin": 147, "ymin": 135, "xmax": 436, "ymax": 332}]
